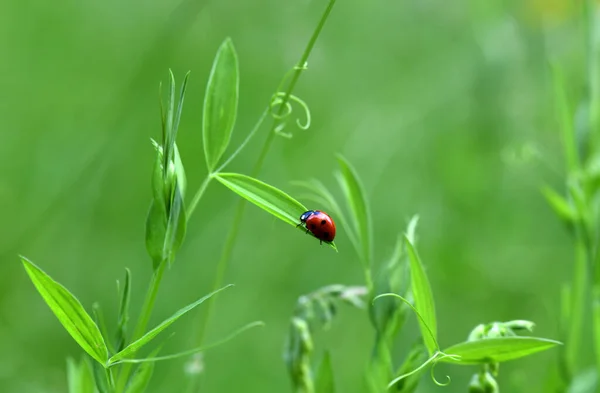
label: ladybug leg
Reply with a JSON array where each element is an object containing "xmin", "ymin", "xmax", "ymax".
[
  {"xmin": 320, "ymin": 240, "xmax": 323, "ymax": 245},
  {"xmin": 305, "ymin": 228, "xmax": 310, "ymax": 234}
]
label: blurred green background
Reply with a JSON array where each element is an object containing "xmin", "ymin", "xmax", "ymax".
[{"xmin": 0, "ymin": 0, "xmax": 591, "ymax": 392}]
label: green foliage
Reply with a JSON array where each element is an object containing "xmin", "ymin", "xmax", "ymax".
[
  {"xmin": 404, "ymin": 235, "xmax": 438, "ymax": 356},
  {"xmin": 21, "ymin": 257, "xmax": 109, "ymax": 366},
  {"xmin": 116, "ymin": 268, "xmax": 132, "ymax": 352},
  {"xmin": 441, "ymin": 337, "xmax": 562, "ymax": 365},
  {"xmin": 202, "ymin": 38, "xmax": 239, "ymax": 172},
  {"xmin": 145, "ymin": 71, "xmax": 189, "ymax": 269},
  {"xmin": 315, "ymin": 351, "xmax": 335, "ymax": 393},
  {"xmin": 108, "ymin": 284, "xmax": 232, "ymax": 366},
  {"xmin": 67, "ymin": 356, "xmax": 96, "ymax": 393},
  {"xmin": 214, "ymin": 172, "xmax": 337, "ymax": 249},
  {"xmin": 124, "ymin": 345, "xmax": 163, "ymax": 393},
  {"xmin": 335, "ymin": 155, "xmax": 372, "ymax": 267}
]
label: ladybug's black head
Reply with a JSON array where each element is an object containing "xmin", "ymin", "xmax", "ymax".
[{"xmin": 299, "ymin": 210, "xmax": 315, "ymax": 223}]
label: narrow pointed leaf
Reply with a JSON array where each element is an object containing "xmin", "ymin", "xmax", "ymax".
[
  {"xmin": 67, "ymin": 356, "xmax": 95, "ymax": 393},
  {"xmin": 116, "ymin": 268, "xmax": 132, "ymax": 352},
  {"xmin": 404, "ymin": 236, "xmax": 438, "ymax": 355},
  {"xmin": 214, "ymin": 173, "xmax": 337, "ymax": 249},
  {"xmin": 108, "ymin": 284, "xmax": 232, "ymax": 365},
  {"xmin": 124, "ymin": 345, "xmax": 164, "ymax": 393},
  {"xmin": 203, "ymin": 37, "xmax": 239, "ymax": 171},
  {"xmin": 92, "ymin": 360, "xmax": 110, "ymax": 393},
  {"xmin": 93, "ymin": 303, "xmax": 115, "ymax": 354},
  {"xmin": 541, "ymin": 186, "xmax": 578, "ymax": 223},
  {"xmin": 315, "ymin": 351, "xmax": 335, "ymax": 393},
  {"xmin": 336, "ymin": 155, "xmax": 371, "ymax": 264},
  {"xmin": 21, "ymin": 257, "xmax": 108, "ymax": 365},
  {"xmin": 440, "ymin": 337, "xmax": 562, "ymax": 365}
]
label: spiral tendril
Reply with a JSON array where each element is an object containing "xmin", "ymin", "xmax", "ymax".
[{"xmin": 269, "ymin": 92, "xmax": 312, "ymax": 138}]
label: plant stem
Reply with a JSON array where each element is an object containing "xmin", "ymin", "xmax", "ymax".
[
  {"xmin": 189, "ymin": 1, "xmax": 337, "ymax": 391},
  {"xmin": 115, "ymin": 259, "xmax": 167, "ymax": 392},
  {"xmin": 187, "ymin": 175, "xmax": 212, "ymax": 218}
]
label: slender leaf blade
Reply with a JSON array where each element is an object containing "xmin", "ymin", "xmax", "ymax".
[
  {"xmin": 124, "ymin": 345, "xmax": 164, "ymax": 393},
  {"xmin": 404, "ymin": 236, "xmax": 438, "ymax": 355},
  {"xmin": 440, "ymin": 337, "xmax": 562, "ymax": 365},
  {"xmin": 203, "ymin": 37, "xmax": 239, "ymax": 171},
  {"xmin": 116, "ymin": 268, "xmax": 132, "ymax": 352},
  {"xmin": 336, "ymin": 155, "xmax": 371, "ymax": 264},
  {"xmin": 92, "ymin": 360, "xmax": 110, "ymax": 393},
  {"xmin": 214, "ymin": 173, "xmax": 337, "ymax": 249},
  {"xmin": 67, "ymin": 356, "xmax": 96, "ymax": 393},
  {"xmin": 215, "ymin": 172, "xmax": 306, "ymax": 225},
  {"xmin": 315, "ymin": 351, "xmax": 335, "ymax": 393},
  {"xmin": 108, "ymin": 284, "xmax": 232, "ymax": 365},
  {"xmin": 21, "ymin": 257, "xmax": 108, "ymax": 365},
  {"xmin": 541, "ymin": 185, "xmax": 578, "ymax": 223}
]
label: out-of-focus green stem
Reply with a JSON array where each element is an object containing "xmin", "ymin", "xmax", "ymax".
[{"xmin": 115, "ymin": 259, "xmax": 167, "ymax": 392}]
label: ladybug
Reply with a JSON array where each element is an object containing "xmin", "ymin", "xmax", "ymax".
[{"xmin": 297, "ymin": 210, "xmax": 336, "ymax": 245}]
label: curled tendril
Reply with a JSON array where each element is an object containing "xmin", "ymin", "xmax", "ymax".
[
  {"xmin": 430, "ymin": 353, "xmax": 460, "ymax": 387},
  {"xmin": 386, "ymin": 351, "xmax": 460, "ymax": 390},
  {"xmin": 269, "ymin": 92, "xmax": 312, "ymax": 137}
]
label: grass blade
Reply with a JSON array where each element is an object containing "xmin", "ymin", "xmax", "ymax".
[
  {"xmin": 441, "ymin": 337, "xmax": 563, "ymax": 365},
  {"xmin": 336, "ymin": 154, "xmax": 371, "ymax": 265},
  {"xmin": 108, "ymin": 284, "xmax": 232, "ymax": 365},
  {"xmin": 541, "ymin": 185, "xmax": 578, "ymax": 223},
  {"xmin": 67, "ymin": 356, "xmax": 95, "ymax": 393},
  {"xmin": 21, "ymin": 256, "xmax": 108, "ymax": 365},
  {"xmin": 124, "ymin": 345, "xmax": 164, "ymax": 393},
  {"xmin": 203, "ymin": 37, "xmax": 239, "ymax": 172},
  {"xmin": 111, "ymin": 321, "xmax": 264, "ymax": 365},
  {"xmin": 315, "ymin": 351, "xmax": 335, "ymax": 393},
  {"xmin": 404, "ymin": 235, "xmax": 438, "ymax": 356},
  {"xmin": 214, "ymin": 173, "xmax": 337, "ymax": 249},
  {"xmin": 116, "ymin": 268, "xmax": 132, "ymax": 352}
]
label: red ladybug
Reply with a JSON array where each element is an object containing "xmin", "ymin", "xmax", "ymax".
[{"xmin": 297, "ymin": 210, "xmax": 336, "ymax": 245}]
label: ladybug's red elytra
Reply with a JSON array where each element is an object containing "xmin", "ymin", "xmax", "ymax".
[{"xmin": 297, "ymin": 210, "xmax": 336, "ymax": 245}]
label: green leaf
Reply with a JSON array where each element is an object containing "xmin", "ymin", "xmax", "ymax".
[
  {"xmin": 404, "ymin": 236, "xmax": 438, "ymax": 356},
  {"xmin": 336, "ymin": 155, "xmax": 371, "ymax": 264},
  {"xmin": 92, "ymin": 360, "xmax": 110, "ymax": 393},
  {"xmin": 440, "ymin": 337, "xmax": 562, "ymax": 365},
  {"xmin": 369, "ymin": 234, "xmax": 407, "ymax": 336},
  {"xmin": 93, "ymin": 303, "xmax": 115, "ymax": 355},
  {"xmin": 116, "ymin": 268, "xmax": 132, "ymax": 352},
  {"xmin": 315, "ymin": 351, "xmax": 335, "ymax": 393},
  {"xmin": 107, "ymin": 284, "xmax": 232, "ymax": 365},
  {"xmin": 109, "ymin": 321, "xmax": 264, "ymax": 365},
  {"xmin": 541, "ymin": 186, "xmax": 578, "ymax": 223},
  {"xmin": 21, "ymin": 257, "xmax": 108, "ymax": 365},
  {"xmin": 67, "ymin": 356, "xmax": 95, "ymax": 393},
  {"xmin": 124, "ymin": 345, "xmax": 164, "ymax": 393},
  {"xmin": 392, "ymin": 343, "xmax": 427, "ymax": 393},
  {"xmin": 214, "ymin": 173, "xmax": 337, "ymax": 250},
  {"xmin": 164, "ymin": 182, "xmax": 187, "ymax": 267},
  {"xmin": 203, "ymin": 37, "xmax": 239, "ymax": 172}
]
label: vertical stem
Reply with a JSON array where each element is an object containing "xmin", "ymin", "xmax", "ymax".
[
  {"xmin": 115, "ymin": 259, "xmax": 167, "ymax": 392},
  {"xmin": 189, "ymin": 1, "xmax": 337, "ymax": 391},
  {"xmin": 187, "ymin": 175, "xmax": 212, "ymax": 218}
]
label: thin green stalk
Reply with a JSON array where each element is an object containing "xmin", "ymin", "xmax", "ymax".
[
  {"xmin": 115, "ymin": 259, "xmax": 167, "ymax": 393},
  {"xmin": 566, "ymin": 239, "xmax": 587, "ymax": 376},
  {"xmin": 189, "ymin": 2, "xmax": 337, "ymax": 391},
  {"xmin": 187, "ymin": 175, "xmax": 212, "ymax": 218}
]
